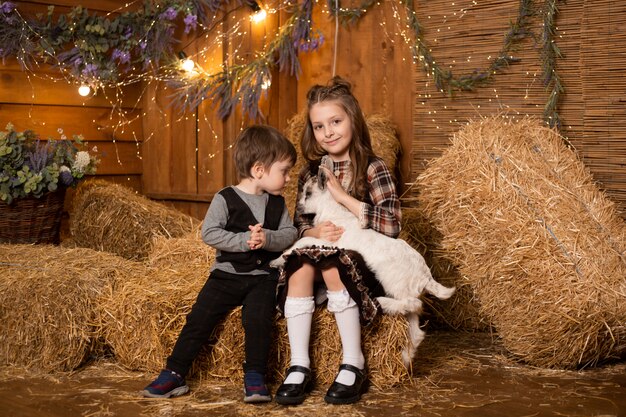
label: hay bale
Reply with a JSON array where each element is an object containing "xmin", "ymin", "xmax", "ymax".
[
  {"xmin": 368, "ymin": 114, "xmax": 402, "ymax": 174},
  {"xmin": 147, "ymin": 228, "xmax": 213, "ymax": 273},
  {"xmin": 101, "ymin": 266, "xmax": 208, "ymax": 373},
  {"xmin": 105, "ymin": 231, "xmax": 410, "ymax": 388},
  {"xmin": 198, "ymin": 307, "xmax": 409, "ymax": 389},
  {"xmin": 0, "ymin": 244, "xmax": 144, "ymax": 372},
  {"xmin": 283, "ymin": 111, "xmax": 308, "ymax": 215},
  {"xmin": 416, "ymin": 115, "xmax": 626, "ymax": 368},
  {"xmin": 399, "ymin": 207, "xmax": 491, "ymax": 332},
  {"xmin": 308, "ymin": 309, "xmax": 410, "ymax": 389},
  {"xmin": 69, "ymin": 180, "xmax": 200, "ymax": 260},
  {"xmin": 190, "ymin": 309, "xmax": 410, "ymax": 389},
  {"xmin": 283, "ymin": 112, "xmax": 400, "ymax": 215},
  {"xmin": 102, "ymin": 230, "xmax": 213, "ymax": 372}
]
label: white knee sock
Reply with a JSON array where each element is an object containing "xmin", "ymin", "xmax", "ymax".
[
  {"xmin": 283, "ymin": 296, "xmax": 314, "ymax": 384},
  {"xmin": 327, "ymin": 290, "xmax": 365, "ymax": 386}
]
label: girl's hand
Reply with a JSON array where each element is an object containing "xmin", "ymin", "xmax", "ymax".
[
  {"xmin": 320, "ymin": 166, "xmax": 350, "ymax": 206},
  {"xmin": 319, "ymin": 165, "xmax": 362, "ymax": 219},
  {"xmin": 247, "ymin": 223, "xmax": 266, "ymax": 250},
  {"xmin": 311, "ymin": 220, "xmax": 344, "ymax": 242}
]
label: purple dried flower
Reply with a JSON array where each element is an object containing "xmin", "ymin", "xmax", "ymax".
[
  {"xmin": 122, "ymin": 26, "xmax": 132, "ymax": 40},
  {"xmin": 112, "ymin": 49, "xmax": 130, "ymax": 65},
  {"xmin": 26, "ymin": 141, "xmax": 51, "ymax": 173},
  {"xmin": 0, "ymin": 2, "xmax": 15, "ymax": 14},
  {"xmin": 161, "ymin": 7, "xmax": 178, "ymax": 20},
  {"xmin": 82, "ymin": 63, "xmax": 98, "ymax": 76},
  {"xmin": 184, "ymin": 14, "xmax": 197, "ymax": 34},
  {"xmin": 139, "ymin": 41, "xmax": 147, "ymax": 50},
  {"xmin": 59, "ymin": 167, "xmax": 74, "ymax": 186}
]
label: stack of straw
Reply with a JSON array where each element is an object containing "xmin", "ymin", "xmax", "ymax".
[
  {"xmin": 0, "ymin": 244, "xmax": 145, "ymax": 372},
  {"xmin": 6, "ymin": 117, "xmax": 414, "ymax": 387},
  {"xmin": 103, "ymin": 230, "xmax": 410, "ymax": 389},
  {"xmin": 69, "ymin": 180, "xmax": 200, "ymax": 260},
  {"xmin": 399, "ymin": 207, "xmax": 490, "ymax": 332},
  {"xmin": 416, "ymin": 115, "xmax": 626, "ymax": 368}
]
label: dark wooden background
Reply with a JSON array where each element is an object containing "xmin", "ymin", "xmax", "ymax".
[{"xmin": 1, "ymin": 0, "xmax": 623, "ymax": 221}]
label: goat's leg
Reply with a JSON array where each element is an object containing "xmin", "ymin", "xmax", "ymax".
[
  {"xmin": 376, "ymin": 296, "xmax": 423, "ymax": 315},
  {"xmin": 402, "ymin": 311, "xmax": 425, "ymax": 367}
]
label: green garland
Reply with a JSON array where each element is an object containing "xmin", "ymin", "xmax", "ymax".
[
  {"xmin": 2, "ymin": 0, "xmax": 563, "ymax": 125},
  {"xmin": 167, "ymin": 0, "xmax": 320, "ymax": 119},
  {"xmin": 0, "ymin": 1, "xmax": 198, "ymax": 86},
  {"xmin": 541, "ymin": 0, "xmax": 564, "ymax": 131},
  {"xmin": 327, "ymin": 0, "xmax": 379, "ymax": 24},
  {"xmin": 330, "ymin": 0, "xmax": 562, "ymax": 129}
]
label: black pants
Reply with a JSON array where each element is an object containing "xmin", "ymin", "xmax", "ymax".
[{"xmin": 166, "ymin": 268, "xmax": 278, "ymax": 377}]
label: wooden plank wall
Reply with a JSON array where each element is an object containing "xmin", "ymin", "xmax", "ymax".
[
  {"xmin": 142, "ymin": 5, "xmax": 302, "ymax": 219},
  {"xmin": 4, "ymin": 1, "xmax": 623, "ymax": 222},
  {"xmin": 0, "ymin": 0, "xmax": 145, "ymax": 204},
  {"xmin": 142, "ymin": 2, "xmax": 414, "ymax": 219}
]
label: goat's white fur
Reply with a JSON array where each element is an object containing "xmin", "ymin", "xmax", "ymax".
[{"xmin": 272, "ymin": 177, "xmax": 455, "ymax": 366}]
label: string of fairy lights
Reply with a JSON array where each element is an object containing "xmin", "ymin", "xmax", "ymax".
[{"xmin": 1, "ymin": 0, "xmax": 564, "ymax": 171}]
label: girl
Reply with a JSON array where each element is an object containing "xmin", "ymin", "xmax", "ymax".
[{"xmin": 275, "ymin": 77, "xmax": 402, "ymax": 405}]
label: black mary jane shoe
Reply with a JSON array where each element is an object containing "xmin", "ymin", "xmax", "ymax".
[
  {"xmin": 324, "ymin": 364, "xmax": 368, "ymax": 405},
  {"xmin": 275, "ymin": 365, "xmax": 312, "ymax": 405}
]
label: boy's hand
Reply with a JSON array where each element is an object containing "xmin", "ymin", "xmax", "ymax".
[{"xmin": 247, "ymin": 223, "xmax": 266, "ymax": 250}]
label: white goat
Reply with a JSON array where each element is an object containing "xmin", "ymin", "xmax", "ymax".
[{"xmin": 273, "ymin": 176, "xmax": 455, "ymax": 365}]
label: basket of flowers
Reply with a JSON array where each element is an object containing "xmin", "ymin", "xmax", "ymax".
[{"xmin": 0, "ymin": 123, "xmax": 99, "ymax": 244}]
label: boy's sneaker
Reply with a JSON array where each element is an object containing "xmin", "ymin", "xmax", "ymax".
[
  {"xmin": 243, "ymin": 371, "xmax": 272, "ymax": 403},
  {"xmin": 142, "ymin": 369, "xmax": 190, "ymax": 398}
]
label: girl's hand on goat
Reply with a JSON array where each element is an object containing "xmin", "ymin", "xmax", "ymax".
[
  {"xmin": 320, "ymin": 165, "xmax": 364, "ymax": 219},
  {"xmin": 247, "ymin": 223, "xmax": 266, "ymax": 249},
  {"xmin": 320, "ymin": 166, "xmax": 350, "ymax": 205},
  {"xmin": 304, "ymin": 220, "xmax": 344, "ymax": 242},
  {"xmin": 313, "ymin": 220, "xmax": 344, "ymax": 242}
]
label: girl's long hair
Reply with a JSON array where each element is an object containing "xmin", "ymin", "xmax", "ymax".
[{"xmin": 301, "ymin": 76, "xmax": 374, "ymax": 200}]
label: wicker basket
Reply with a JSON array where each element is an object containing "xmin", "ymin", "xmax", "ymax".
[{"xmin": 0, "ymin": 189, "xmax": 66, "ymax": 244}]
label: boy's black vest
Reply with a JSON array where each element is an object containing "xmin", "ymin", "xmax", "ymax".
[{"xmin": 215, "ymin": 187, "xmax": 284, "ymax": 272}]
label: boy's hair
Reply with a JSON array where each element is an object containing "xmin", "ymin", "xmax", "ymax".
[
  {"xmin": 233, "ymin": 125, "xmax": 297, "ymax": 180},
  {"xmin": 301, "ymin": 76, "xmax": 375, "ymax": 200}
]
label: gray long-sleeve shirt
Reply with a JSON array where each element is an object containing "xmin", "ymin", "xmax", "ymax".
[{"xmin": 201, "ymin": 186, "xmax": 297, "ymax": 275}]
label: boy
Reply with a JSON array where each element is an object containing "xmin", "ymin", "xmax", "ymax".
[{"xmin": 142, "ymin": 125, "xmax": 298, "ymax": 403}]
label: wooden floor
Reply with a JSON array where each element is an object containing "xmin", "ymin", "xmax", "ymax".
[{"xmin": 2, "ymin": 332, "xmax": 625, "ymax": 417}]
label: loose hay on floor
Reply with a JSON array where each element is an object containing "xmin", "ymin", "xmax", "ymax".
[
  {"xmin": 0, "ymin": 244, "xmax": 145, "ymax": 372},
  {"xmin": 69, "ymin": 180, "xmax": 200, "ymax": 260},
  {"xmin": 416, "ymin": 115, "xmax": 626, "ymax": 368}
]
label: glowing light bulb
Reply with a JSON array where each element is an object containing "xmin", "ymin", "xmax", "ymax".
[
  {"xmin": 181, "ymin": 58, "xmax": 195, "ymax": 72},
  {"xmin": 78, "ymin": 85, "xmax": 91, "ymax": 96},
  {"xmin": 251, "ymin": 9, "xmax": 267, "ymax": 23},
  {"xmin": 261, "ymin": 77, "xmax": 271, "ymax": 90}
]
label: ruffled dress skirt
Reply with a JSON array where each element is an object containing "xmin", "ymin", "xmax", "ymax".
[{"xmin": 276, "ymin": 245, "xmax": 385, "ymax": 326}]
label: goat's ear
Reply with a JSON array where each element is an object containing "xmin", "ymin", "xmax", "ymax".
[
  {"xmin": 317, "ymin": 168, "xmax": 328, "ymax": 190},
  {"xmin": 317, "ymin": 156, "xmax": 333, "ymax": 190}
]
